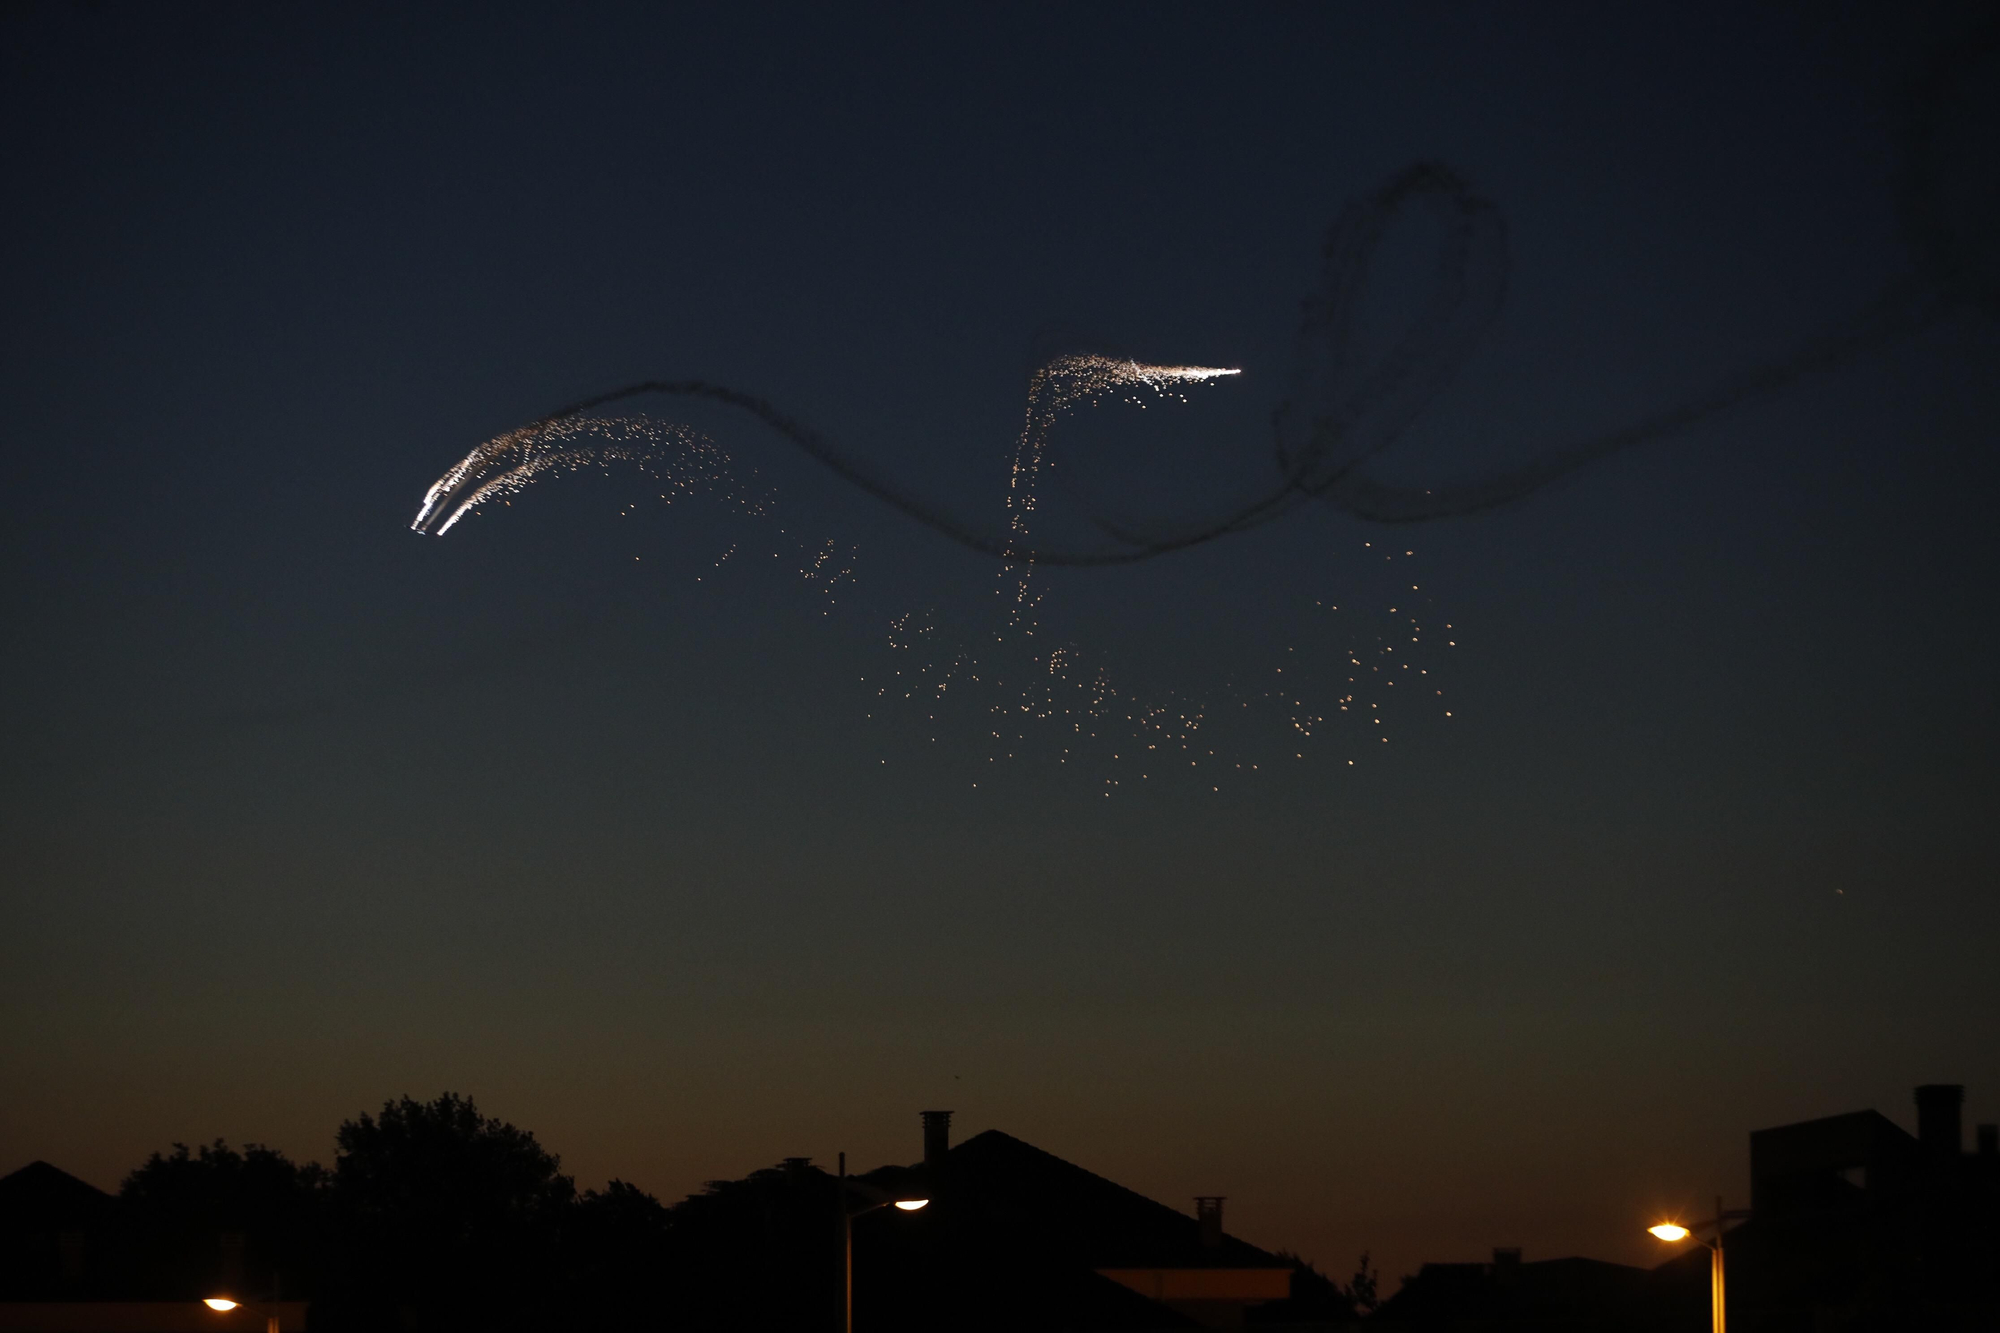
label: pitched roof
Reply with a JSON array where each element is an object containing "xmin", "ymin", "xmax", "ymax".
[
  {"xmin": 0, "ymin": 1162, "xmax": 118, "ymax": 1228},
  {"xmin": 917, "ymin": 1129, "xmax": 1289, "ymax": 1271}
]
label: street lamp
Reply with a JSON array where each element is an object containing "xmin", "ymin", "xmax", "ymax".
[
  {"xmin": 838, "ymin": 1151, "xmax": 929, "ymax": 1333},
  {"xmin": 204, "ymin": 1275, "xmax": 282, "ymax": 1333},
  {"xmin": 1647, "ymin": 1197, "xmax": 1751, "ymax": 1333}
]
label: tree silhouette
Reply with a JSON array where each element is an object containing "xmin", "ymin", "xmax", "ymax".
[
  {"xmin": 120, "ymin": 1141, "xmax": 328, "ymax": 1300},
  {"xmin": 563, "ymin": 1179, "xmax": 674, "ymax": 1305},
  {"xmin": 659, "ymin": 1161, "xmax": 842, "ymax": 1331},
  {"xmin": 331, "ymin": 1094, "xmax": 574, "ymax": 1332},
  {"xmin": 1266, "ymin": 1251, "xmax": 1362, "ymax": 1325},
  {"xmin": 1341, "ymin": 1251, "xmax": 1380, "ymax": 1314}
]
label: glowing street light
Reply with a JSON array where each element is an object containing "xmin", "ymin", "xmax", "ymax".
[
  {"xmin": 1648, "ymin": 1197, "xmax": 1751, "ymax": 1333},
  {"xmin": 204, "ymin": 1275, "xmax": 283, "ymax": 1333},
  {"xmin": 838, "ymin": 1151, "xmax": 930, "ymax": 1333}
]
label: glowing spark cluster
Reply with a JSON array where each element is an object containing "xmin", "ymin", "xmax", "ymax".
[
  {"xmin": 411, "ymin": 357, "xmax": 1456, "ymax": 792},
  {"xmin": 986, "ymin": 359, "xmax": 1233, "ymax": 783},
  {"xmin": 866, "ymin": 354, "xmax": 1455, "ymax": 792}
]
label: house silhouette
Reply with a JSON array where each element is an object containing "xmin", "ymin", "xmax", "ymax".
[
  {"xmin": 0, "ymin": 1162, "xmax": 128, "ymax": 1301},
  {"xmin": 845, "ymin": 1123, "xmax": 1303, "ymax": 1332},
  {"xmin": 1370, "ymin": 1083, "xmax": 2000, "ymax": 1332},
  {"xmin": 1721, "ymin": 1082, "xmax": 2000, "ymax": 1330},
  {"xmin": 0, "ymin": 1162, "xmax": 304, "ymax": 1333}
]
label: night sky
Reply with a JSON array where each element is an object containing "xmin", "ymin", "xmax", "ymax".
[{"xmin": 4, "ymin": 2, "xmax": 1997, "ymax": 1285}]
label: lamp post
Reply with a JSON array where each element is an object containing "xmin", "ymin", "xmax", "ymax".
[
  {"xmin": 1648, "ymin": 1197, "xmax": 1751, "ymax": 1333},
  {"xmin": 838, "ymin": 1151, "xmax": 930, "ymax": 1333}
]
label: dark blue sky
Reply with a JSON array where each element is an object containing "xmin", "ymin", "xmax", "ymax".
[{"xmin": 3, "ymin": 1, "xmax": 1996, "ymax": 1281}]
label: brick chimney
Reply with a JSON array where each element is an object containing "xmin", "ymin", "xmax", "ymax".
[
  {"xmin": 1916, "ymin": 1084, "xmax": 1964, "ymax": 1157},
  {"xmin": 1195, "ymin": 1196, "xmax": 1225, "ymax": 1248},
  {"xmin": 922, "ymin": 1110, "xmax": 953, "ymax": 1174}
]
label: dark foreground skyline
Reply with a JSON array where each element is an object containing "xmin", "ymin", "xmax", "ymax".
[
  {"xmin": 3, "ymin": 2, "xmax": 1998, "ymax": 1286},
  {"xmin": 7, "ymin": 1085, "xmax": 1997, "ymax": 1331}
]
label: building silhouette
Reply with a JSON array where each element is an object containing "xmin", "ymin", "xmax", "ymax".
[
  {"xmin": 0, "ymin": 1162, "xmax": 130, "ymax": 1302},
  {"xmin": 663, "ymin": 1115, "xmax": 1322, "ymax": 1332},
  {"xmin": 0, "ymin": 1162, "xmax": 303, "ymax": 1330},
  {"xmin": 857, "ymin": 1121, "xmax": 1305, "ymax": 1331},
  {"xmin": 1369, "ymin": 1083, "xmax": 2000, "ymax": 1332},
  {"xmin": 1721, "ymin": 1082, "xmax": 2000, "ymax": 1331}
]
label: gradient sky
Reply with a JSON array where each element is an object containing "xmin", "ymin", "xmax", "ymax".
[{"xmin": 4, "ymin": 2, "xmax": 1997, "ymax": 1286}]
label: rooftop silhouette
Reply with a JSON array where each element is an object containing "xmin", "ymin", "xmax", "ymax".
[{"xmin": 4, "ymin": 1086, "xmax": 1997, "ymax": 1331}]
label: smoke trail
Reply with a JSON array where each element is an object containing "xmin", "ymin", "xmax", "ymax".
[
  {"xmin": 1332, "ymin": 24, "xmax": 1995, "ymax": 522},
  {"xmin": 415, "ymin": 27, "xmax": 1991, "ymax": 554},
  {"xmin": 410, "ymin": 170, "xmax": 1949, "ymax": 558}
]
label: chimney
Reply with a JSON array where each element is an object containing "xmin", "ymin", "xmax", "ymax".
[
  {"xmin": 1493, "ymin": 1247, "xmax": 1522, "ymax": 1269},
  {"xmin": 922, "ymin": 1110, "xmax": 953, "ymax": 1174},
  {"xmin": 1978, "ymin": 1124, "xmax": 1997, "ymax": 1158},
  {"xmin": 1915, "ymin": 1084, "xmax": 1964, "ymax": 1157},
  {"xmin": 1195, "ymin": 1196, "xmax": 1225, "ymax": 1249}
]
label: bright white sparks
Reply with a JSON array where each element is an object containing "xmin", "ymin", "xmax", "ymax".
[
  {"xmin": 412, "ymin": 417, "xmax": 753, "ymax": 536},
  {"xmin": 410, "ymin": 352, "xmax": 1455, "ymax": 788}
]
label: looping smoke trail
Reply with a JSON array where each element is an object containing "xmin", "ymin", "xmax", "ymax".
[
  {"xmin": 1322, "ymin": 280, "xmax": 1942, "ymax": 525},
  {"xmin": 1262, "ymin": 163, "xmax": 1942, "ymax": 526},
  {"xmin": 1295, "ymin": 27, "xmax": 1996, "ymax": 522},
  {"xmin": 420, "ymin": 21, "xmax": 1992, "ymax": 554}
]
